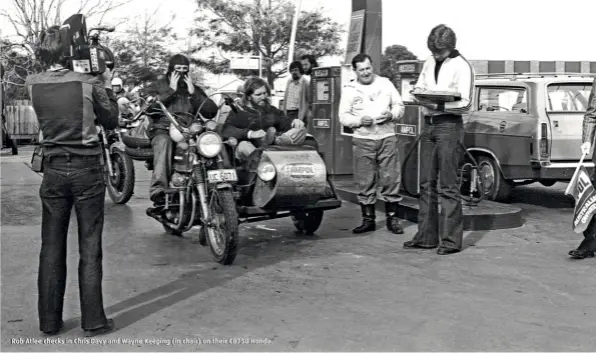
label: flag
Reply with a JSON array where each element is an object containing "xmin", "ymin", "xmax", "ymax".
[{"xmin": 565, "ymin": 166, "xmax": 596, "ymax": 233}]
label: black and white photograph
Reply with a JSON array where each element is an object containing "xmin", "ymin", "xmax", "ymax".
[{"xmin": 1, "ymin": 0, "xmax": 595, "ymax": 351}]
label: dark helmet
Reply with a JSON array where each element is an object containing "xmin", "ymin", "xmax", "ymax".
[{"xmin": 167, "ymin": 54, "xmax": 190, "ymax": 74}]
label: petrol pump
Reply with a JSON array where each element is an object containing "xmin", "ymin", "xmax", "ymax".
[
  {"xmin": 307, "ymin": 65, "xmax": 356, "ymax": 175},
  {"xmin": 394, "ymin": 60, "xmax": 425, "ymax": 196}
]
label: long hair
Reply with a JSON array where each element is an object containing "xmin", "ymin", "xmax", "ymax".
[
  {"xmin": 36, "ymin": 26, "xmax": 67, "ymax": 67},
  {"xmin": 242, "ymin": 77, "xmax": 271, "ymax": 106},
  {"xmin": 301, "ymin": 54, "xmax": 318, "ymax": 69}
]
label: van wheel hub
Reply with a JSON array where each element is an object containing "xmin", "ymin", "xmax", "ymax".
[{"xmin": 480, "ymin": 162, "xmax": 495, "ymax": 192}]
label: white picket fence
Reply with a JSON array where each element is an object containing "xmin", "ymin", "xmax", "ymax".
[{"xmin": 4, "ymin": 100, "xmax": 39, "ymax": 141}]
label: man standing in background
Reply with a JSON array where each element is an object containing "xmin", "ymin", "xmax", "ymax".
[
  {"xmin": 282, "ymin": 61, "xmax": 311, "ymax": 125},
  {"xmin": 300, "ymin": 54, "xmax": 319, "ymax": 83},
  {"xmin": 339, "ymin": 53, "xmax": 406, "ymax": 235}
]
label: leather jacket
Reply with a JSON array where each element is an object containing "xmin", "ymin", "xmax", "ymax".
[{"xmin": 582, "ymin": 78, "xmax": 596, "ymax": 162}]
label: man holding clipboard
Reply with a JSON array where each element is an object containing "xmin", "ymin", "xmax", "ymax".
[{"xmin": 403, "ymin": 24, "xmax": 475, "ymax": 255}]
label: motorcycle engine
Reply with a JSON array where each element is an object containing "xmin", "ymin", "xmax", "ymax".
[{"xmin": 173, "ymin": 145, "xmax": 193, "ymax": 173}]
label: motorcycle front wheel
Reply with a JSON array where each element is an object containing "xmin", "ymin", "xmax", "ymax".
[
  {"xmin": 106, "ymin": 149, "xmax": 135, "ymax": 204},
  {"xmin": 206, "ymin": 188, "xmax": 239, "ymax": 265}
]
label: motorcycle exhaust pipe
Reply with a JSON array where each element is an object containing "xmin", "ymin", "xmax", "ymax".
[{"xmin": 182, "ymin": 189, "xmax": 198, "ymax": 232}]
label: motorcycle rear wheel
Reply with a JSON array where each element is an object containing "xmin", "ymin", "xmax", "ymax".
[
  {"xmin": 106, "ymin": 149, "xmax": 135, "ymax": 204},
  {"xmin": 206, "ymin": 189, "xmax": 239, "ymax": 265}
]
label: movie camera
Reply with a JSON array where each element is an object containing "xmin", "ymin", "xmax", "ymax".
[{"xmin": 59, "ymin": 14, "xmax": 116, "ymax": 75}]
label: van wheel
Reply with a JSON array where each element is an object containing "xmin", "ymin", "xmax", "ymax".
[
  {"xmin": 539, "ymin": 180, "xmax": 557, "ymax": 187},
  {"xmin": 478, "ymin": 156, "xmax": 512, "ymax": 202}
]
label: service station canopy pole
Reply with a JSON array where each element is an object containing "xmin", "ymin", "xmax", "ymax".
[{"xmin": 287, "ymin": 0, "xmax": 302, "ymax": 69}]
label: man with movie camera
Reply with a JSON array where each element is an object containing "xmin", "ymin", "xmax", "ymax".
[{"xmin": 25, "ymin": 24, "xmax": 118, "ymax": 336}]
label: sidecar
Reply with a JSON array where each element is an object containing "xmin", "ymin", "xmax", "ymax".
[{"xmin": 223, "ymin": 137, "xmax": 342, "ymax": 234}]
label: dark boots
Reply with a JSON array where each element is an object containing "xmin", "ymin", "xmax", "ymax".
[
  {"xmin": 353, "ymin": 204, "xmax": 376, "ymax": 233},
  {"xmin": 385, "ymin": 202, "xmax": 404, "ymax": 234},
  {"xmin": 353, "ymin": 203, "xmax": 403, "ymax": 234}
]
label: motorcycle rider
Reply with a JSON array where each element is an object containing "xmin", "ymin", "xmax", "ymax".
[
  {"xmin": 111, "ymin": 77, "xmax": 137, "ymax": 123},
  {"xmin": 146, "ymin": 54, "xmax": 218, "ymax": 205},
  {"xmin": 111, "ymin": 77, "xmax": 124, "ymax": 97},
  {"xmin": 221, "ymin": 77, "xmax": 306, "ymax": 162}
]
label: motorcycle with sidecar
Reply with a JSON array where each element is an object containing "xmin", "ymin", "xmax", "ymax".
[{"xmin": 124, "ymin": 95, "xmax": 343, "ymax": 265}]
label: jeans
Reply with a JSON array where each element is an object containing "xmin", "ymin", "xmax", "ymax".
[
  {"xmin": 38, "ymin": 154, "xmax": 109, "ymax": 331},
  {"xmin": 412, "ymin": 116, "xmax": 464, "ymax": 250},
  {"xmin": 150, "ymin": 133, "xmax": 173, "ymax": 198},
  {"xmin": 352, "ymin": 136, "xmax": 402, "ymax": 205}
]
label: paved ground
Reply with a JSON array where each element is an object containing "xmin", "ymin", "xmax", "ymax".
[{"xmin": 1, "ymin": 147, "xmax": 595, "ymax": 352}]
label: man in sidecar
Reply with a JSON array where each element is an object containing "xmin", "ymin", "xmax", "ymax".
[{"xmin": 221, "ymin": 77, "xmax": 310, "ymax": 163}]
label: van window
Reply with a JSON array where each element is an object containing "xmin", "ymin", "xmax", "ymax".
[
  {"xmin": 547, "ymin": 83, "xmax": 592, "ymax": 112},
  {"xmin": 478, "ymin": 87, "xmax": 528, "ymax": 113}
]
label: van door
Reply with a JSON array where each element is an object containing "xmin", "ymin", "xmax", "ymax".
[
  {"xmin": 546, "ymin": 82, "xmax": 593, "ymax": 161},
  {"xmin": 465, "ymin": 85, "xmax": 536, "ymax": 179}
]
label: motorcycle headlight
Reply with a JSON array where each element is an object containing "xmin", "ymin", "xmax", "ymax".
[
  {"xmin": 257, "ymin": 162, "xmax": 276, "ymax": 182},
  {"xmin": 205, "ymin": 120, "xmax": 218, "ymax": 131},
  {"xmin": 189, "ymin": 122, "xmax": 203, "ymax": 134},
  {"xmin": 197, "ymin": 132, "xmax": 222, "ymax": 158}
]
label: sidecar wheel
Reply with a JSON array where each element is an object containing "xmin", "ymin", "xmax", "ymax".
[
  {"xmin": 292, "ymin": 210, "xmax": 324, "ymax": 235},
  {"xmin": 163, "ymin": 224, "xmax": 183, "ymax": 236},
  {"xmin": 206, "ymin": 189, "xmax": 239, "ymax": 265},
  {"xmin": 106, "ymin": 149, "xmax": 135, "ymax": 204}
]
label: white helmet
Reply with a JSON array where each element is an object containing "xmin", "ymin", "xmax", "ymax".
[{"xmin": 111, "ymin": 77, "xmax": 123, "ymax": 86}]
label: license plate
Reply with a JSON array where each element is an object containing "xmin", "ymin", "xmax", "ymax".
[
  {"xmin": 287, "ymin": 164, "xmax": 315, "ymax": 177},
  {"xmin": 207, "ymin": 169, "xmax": 238, "ymax": 183}
]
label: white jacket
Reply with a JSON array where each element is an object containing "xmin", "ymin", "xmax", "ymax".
[
  {"xmin": 415, "ymin": 52, "xmax": 474, "ymax": 116},
  {"xmin": 339, "ymin": 75, "xmax": 405, "ymax": 140}
]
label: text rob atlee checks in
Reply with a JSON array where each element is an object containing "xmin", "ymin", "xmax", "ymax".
[{"xmin": 11, "ymin": 337, "xmax": 274, "ymax": 346}]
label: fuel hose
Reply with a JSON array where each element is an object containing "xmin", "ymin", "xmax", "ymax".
[{"xmin": 400, "ymin": 135, "xmax": 485, "ymax": 205}]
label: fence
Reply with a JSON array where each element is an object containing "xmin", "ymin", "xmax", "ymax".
[{"xmin": 4, "ymin": 100, "xmax": 39, "ymax": 142}]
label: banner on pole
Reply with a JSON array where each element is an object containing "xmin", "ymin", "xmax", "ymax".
[
  {"xmin": 566, "ymin": 165, "xmax": 596, "ymax": 233},
  {"xmin": 344, "ymin": 10, "xmax": 365, "ymax": 64}
]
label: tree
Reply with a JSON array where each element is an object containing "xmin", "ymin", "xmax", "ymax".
[
  {"xmin": 0, "ymin": 0, "xmax": 130, "ymax": 102},
  {"xmin": 0, "ymin": 41, "xmax": 38, "ymax": 102},
  {"xmin": 190, "ymin": 0, "xmax": 345, "ymax": 86},
  {"xmin": 380, "ymin": 44, "xmax": 418, "ymax": 87},
  {"xmin": 108, "ymin": 9, "xmax": 182, "ymax": 88},
  {"xmin": 1, "ymin": 0, "xmax": 130, "ymax": 56}
]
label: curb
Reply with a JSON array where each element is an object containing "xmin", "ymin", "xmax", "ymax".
[{"xmin": 335, "ymin": 187, "xmax": 524, "ymax": 231}]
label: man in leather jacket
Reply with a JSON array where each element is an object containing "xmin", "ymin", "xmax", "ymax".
[
  {"xmin": 146, "ymin": 54, "xmax": 218, "ymax": 204},
  {"xmin": 221, "ymin": 77, "xmax": 306, "ymax": 162},
  {"xmin": 575, "ymin": 78, "xmax": 596, "ymax": 259}
]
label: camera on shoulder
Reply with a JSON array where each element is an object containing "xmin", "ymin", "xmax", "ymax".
[{"xmin": 59, "ymin": 14, "xmax": 116, "ymax": 75}]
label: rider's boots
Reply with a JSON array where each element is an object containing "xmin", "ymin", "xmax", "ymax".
[
  {"xmin": 385, "ymin": 202, "xmax": 404, "ymax": 234},
  {"xmin": 353, "ymin": 204, "xmax": 376, "ymax": 234}
]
